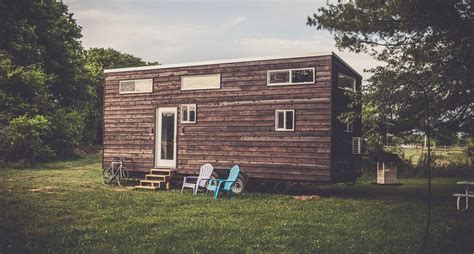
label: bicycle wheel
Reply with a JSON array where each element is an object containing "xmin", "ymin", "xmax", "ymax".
[
  {"xmin": 117, "ymin": 167, "xmax": 128, "ymax": 187},
  {"xmin": 102, "ymin": 167, "xmax": 115, "ymax": 185},
  {"xmin": 122, "ymin": 167, "xmax": 129, "ymax": 179}
]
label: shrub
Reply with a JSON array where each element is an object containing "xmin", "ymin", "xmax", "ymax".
[
  {"xmin": 5, "ymin": 115, "xmax": 55, "ymax": 164},
  {"xmin": 46, "ymin": 108, "xmax": 85, "ymax": 158}
]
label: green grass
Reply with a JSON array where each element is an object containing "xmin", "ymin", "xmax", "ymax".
[{"xmin": 1, "ymin": 155, "xmax": 474, "ymax": 253}]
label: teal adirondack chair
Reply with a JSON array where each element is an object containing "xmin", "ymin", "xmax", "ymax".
[{"xmin": 207, "ymin": 165, "xmax": 240, "ymax": 199}]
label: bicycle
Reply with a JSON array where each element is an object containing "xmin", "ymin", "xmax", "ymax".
[{"xmin": 102, "ymin": 157, "xmax": 129, "ymax": 187}]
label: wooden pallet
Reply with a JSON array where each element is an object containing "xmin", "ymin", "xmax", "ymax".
[{"xmin": 134, "ymin": 168, "xmax": 175, "ymax": 191}]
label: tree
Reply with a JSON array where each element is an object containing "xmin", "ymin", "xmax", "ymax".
[
  {"xmin": 0, "ymin": 0, "xmax": 90, "ymax": 162},
  {"xmin": 83, "ymin": 48, "xmax": 159, "ymax": 144},
  {"xmin": 307, "ymin": 0, "xmax": 473, "ymax": 136},
  {"xmin": 0, "ymin": 2, "xmax": 160, "ymax": 163},
  {"xmin": 308, "ymin": 1, "xmax": 473, "ymax": 251}
]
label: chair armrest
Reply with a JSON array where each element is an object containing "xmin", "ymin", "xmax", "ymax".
[
  {"xmin": 183, "ymin": 176, "xmax": 199, "ymax": 183},
  {"xmin": 209, "ymin": 178, "xmax": 226, "ymax": 183},
  {"xmin": 215, "ymin": 180, "xmax": 236, "ymax": 183},
  {"xmin": 196, "ymin": 178, "xmax": 211, "ymax": 186}
]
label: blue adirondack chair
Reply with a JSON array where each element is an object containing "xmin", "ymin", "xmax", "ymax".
[{"xmin": 206, "ymin": 165, "xmax": 240, "ymax": 199}]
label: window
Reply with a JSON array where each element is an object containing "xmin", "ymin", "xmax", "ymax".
[
  {"xmin": 352, "ymin": 137, "xmax": 362, "ymax": 154},
  {"xmin": 267, "ymin": 68, "xmax": 315, "ymax": 86},
  {"xmin": 119, "ymin": 79, "xmax": 153, "ymax": 94},
  {"xmin": 275, "ymin": 110, "xmax": 295, "ymax": 131},
  {"xmin": 345, "ymin": 122, "xmax": 353, "ymax": 132},
  {"xmin": 181, "ymin": 74, "xmax": 221, "ymax": 90},
  {"xmin": 338, "ymin": 73, "xmax": 356, "ymax": 92},
  {"xmin": 181, "ymin": 104, "xmax": 196, "ymax": 123}
]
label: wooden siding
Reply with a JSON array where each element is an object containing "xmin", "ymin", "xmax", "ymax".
[{"xmin": 103, "ymin": 55, "xmax": 334, "ymax": 182}]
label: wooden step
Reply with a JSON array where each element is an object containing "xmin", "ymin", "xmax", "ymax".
[
  {"xmin": 150, "ymin": 169, "xmax": 175, "ymax": 176},
  {"xmin": 140, "ymin": 179, "xmax": 164, "ymax": 184},
  {"xmin": 140, "ymin": 182, "xmax": 163, "ymax": 189},
  {"xmin": 145, "ymin": 174, "xmax": 167, "ymax": 181}
]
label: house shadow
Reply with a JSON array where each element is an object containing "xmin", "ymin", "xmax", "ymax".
[{"xmin": 245, "ymin": 180, "xmax": 443, "ymax": 203}]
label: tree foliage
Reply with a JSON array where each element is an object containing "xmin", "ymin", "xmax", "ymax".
[
  {"xmin": 308, "ymin": 0, "xmax": 473, "ymax": 138},
  {"xmin": 0, "ymin": 1, "xmax": 158, "ymax": 163},
  {"xmin": 0, "ymin": 0, "xmax": 89, "ymax": 163}
]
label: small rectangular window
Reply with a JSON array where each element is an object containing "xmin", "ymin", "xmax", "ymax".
[
  {"xmin": 275, "ymin": 110, "xmax": 295, "ymax": 131},
  {"xmin": 352, "ymin": 137, "xmax": 362, "ymax": 154},
  {"xmin": 119, "ymin": 79, "xmax": 153, "ymax": 94},
  {"xmin": 345, "ymin": 122, "xmax": 353, "ymax": 132},
  {"xmin": 269, "ymin": 70, "xmax": 290, "ymax": 84},
  {"xmin": 267, "ymin": 68, "xmax": 315, "ymax": 86},
  {"xmin": 292, "ymin": 69, "xmax": 314, "ymax": 83},
  {"xmin": 338, "ymin": 73, "xmax": 356, "ymax": 92},
  {"xmin": 181, "ymin": 104, "xmax": 196, "ymax": 123},
  {"xmin": 181, "ymin": 74, "xmax": 221, "ymax": 90}
]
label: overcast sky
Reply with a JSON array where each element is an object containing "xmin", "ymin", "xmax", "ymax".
[{"xmin": 65, "ymin": 0, "xmax": 379, "ymax": 80}]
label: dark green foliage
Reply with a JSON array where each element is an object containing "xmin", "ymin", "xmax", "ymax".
[
  {"xmin": 47, "ymin": 108, "xmax": 85, "ymax": 158},
  {"xmin": 308, "ymin": 0, "xmax": 473, "ymax": 140},
  {"xmin": 4, "ymin": 115, "xmax": 54, "ymax": 163},
  {"xmin": 0, "ymin": 1, "xmax": 159, "ymax": 163},
  {"xmin": 0, "ymin": 0, "xmax": 89, "ymax": 163}
]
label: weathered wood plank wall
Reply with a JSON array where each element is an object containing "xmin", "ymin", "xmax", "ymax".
[{"xmin": 103, "ymin": 55, "xmax": 334, "ymax": 182}]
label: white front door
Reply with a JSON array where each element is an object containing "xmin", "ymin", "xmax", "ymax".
[{"xmin": 155, "ymin": 107, "xmax": 177, "ymax": 168}]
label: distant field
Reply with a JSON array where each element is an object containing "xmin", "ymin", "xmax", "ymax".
[{"xmin": 394, "ymin": 146, "xmax": 469, "ymax": 166}]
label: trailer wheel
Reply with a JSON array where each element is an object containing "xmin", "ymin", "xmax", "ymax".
[
  {"xmin": 231, "ymin": 175, "xmax": 247, "ymax": 194},
  {"xmin": 344, "ymin": 177, "xmax": 357, "ymax": 186}
]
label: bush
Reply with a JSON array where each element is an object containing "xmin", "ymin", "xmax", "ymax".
[
  {"xmin": 46, "ymin": 108, "xmax": 85, "ymax": 158},
  {"xmin": 5, "ymin": 115, "xmax": 55, "ymax": 164}
]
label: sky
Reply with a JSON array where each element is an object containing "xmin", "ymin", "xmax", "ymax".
[{"xmin": 64, "ymin": 0, "xmax": 380, "ymax": 80}]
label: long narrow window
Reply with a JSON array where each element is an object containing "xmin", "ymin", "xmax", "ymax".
[
  {"xmin": 180, "ymin": 104, "xmax": 196, "ymax": 123},
  {"xmin": 352, "ymin": 137, "xmax": 362, "ymax": 154},
  {"xmin": 275, "ymin": 110, "xmax": 295, "ymax": 131},
  {"xmin": 181, "ymin": 74, "xmax": 221, "ymax": 90},
  {"xmin": 267, "ymin": 68, "xmax": 315, "ymax": 86},
  {"xmin": 119, "ymin": 79, "xmax": 153, "ymax": 94}
]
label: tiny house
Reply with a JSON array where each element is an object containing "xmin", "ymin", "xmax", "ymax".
[{"xmin": 103, "ymin": 52, "xmax": 362, "ymax": 191}]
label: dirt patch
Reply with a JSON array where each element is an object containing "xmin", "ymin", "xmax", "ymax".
[
  {"xmin": 293, "ymin": 195, "xmax": 321, "ymax": 201},
  {"xmin": 112, "ymin": 186, "xmax": 135, "ymax": 192},
  {"xmin": 29, "ymin": 186, "xmax": 57, "ymax": 193},
  {"xmin": 79, "ymin": 184, "xmax": 100, "ymax": 190}
]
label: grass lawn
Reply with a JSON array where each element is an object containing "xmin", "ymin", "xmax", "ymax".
[{"xmin": 1, "ymin": 155, "xmax": 473, "ymax": 253}]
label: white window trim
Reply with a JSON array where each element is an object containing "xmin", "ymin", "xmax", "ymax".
[
  {"xmin": 345, "ymin": 122, "xmax": 353, "ymax": 133},
  {"xmin": 119, "ymin": 79, "xmax": 153, "ymax": 94},
  {"xmin": 180, "ymin": 104, "xmax": 196, "ymax": 123},
  {"xmin": 267, "ymin": 68, "xmax": 315, "ymax": 86},
  {"xmin": 352, "ymin": 137, "xmax": 362, "ymax": 154},
  {"xmin": 275, "ymin": 110, "xmax": 295, "ymax": 131},
  {"xmin": 337, "ymin": 73, "xmax": 356, "ymax": 92}
]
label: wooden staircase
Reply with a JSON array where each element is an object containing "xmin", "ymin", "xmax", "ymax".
[{"xmin": 134, "ymin": 168, "xmax": 175, "ymax": 190}]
